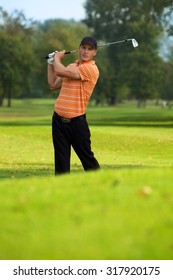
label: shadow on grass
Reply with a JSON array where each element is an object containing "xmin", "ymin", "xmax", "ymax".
[
  {"xmin": 0, "ymin": 116, "xmax": 173, "ymax": 128},
  {"xmin": 0, "ymin": 120, "xmax": 52, "ymax": 127},
  {"xmin": 0, "ymin": 169, "xmax": 53, "ymax": 180},
  {"xmin": 89, "ymin": 120, "xmax": 173, "ymax": 128},
  {"xmin": 88, "ymin": 113, "xmax": 173, "ymax": 127},
  {"xmin": 0, "ymin": 163, "xmax": 156, "ymax": 181}
]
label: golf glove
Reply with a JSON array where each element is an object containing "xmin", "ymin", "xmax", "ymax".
[
  {"xmin": 47, "ymin": 51, "xmax": 59, "ymax": 64},
  {"xmin": 47, "ymin": 52, "xmax": 55, "ymax": 64}
]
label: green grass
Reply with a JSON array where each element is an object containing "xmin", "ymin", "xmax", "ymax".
[{"xmin": 0, "ymin": 99, "xmax": 173, "ymax": 260}]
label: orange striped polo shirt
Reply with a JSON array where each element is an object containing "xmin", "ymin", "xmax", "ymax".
[{"xmin": 54, "ymin": 60, "xmax": 99, "ymax": 118}]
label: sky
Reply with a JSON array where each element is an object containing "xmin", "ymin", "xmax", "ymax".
[{"xmin": 0, "ymin": 0, "xmax": 86, "ymax": 22}]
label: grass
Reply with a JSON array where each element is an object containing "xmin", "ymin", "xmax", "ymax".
[{"xmin": 0, "ymin": 98, "xmax": 173, "ymax": 260}]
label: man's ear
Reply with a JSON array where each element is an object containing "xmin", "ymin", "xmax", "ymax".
[{"xmin": 93, "ymin": 50, "xmax": 97, "ymax": 57}]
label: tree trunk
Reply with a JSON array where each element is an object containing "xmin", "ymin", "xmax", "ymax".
[
  {"xmin": 109, "ymin": 96, "xmax": 117, "ymax": 106},
  {"xmin": 0, "ymin": 97, "xmax": 3, "ymax": 107},
  {"xmin": 0, "ymin": 91, "xmax": 5, "ymax": 107},
  {"xmin": 7, "ymin": 88, "xmax": 11, "ymax": 107},
  {"xmin": 137, "ymin": 99, "xmax": 146, "ymax": 108}
]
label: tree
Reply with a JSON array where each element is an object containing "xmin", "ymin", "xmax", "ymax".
[
  {"xmin": 159, "ymin": 46, "xmax": 173, "ymax": 105},
  {"xmin": 122, "ymin": 17, "xmax": 164, "ymax": 106},
  {"xmin": 83, "ymin": 0, "xmax": 173, "ymax": 105},
  {"xmin": 0, "ymin": 8, "xmax": 35, "ymax": 106},
  {"xmin": 32, "ymin": 19, "xmax": 90, "ymax": 98},
  {"xmin": 160, "ymin": 62, "xmax": 173, "ymax": 106}
]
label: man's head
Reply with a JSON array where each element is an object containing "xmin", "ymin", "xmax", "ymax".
[
  {"xmin": 80, "ymin": 37, "xmax": 97, "ymax": 50},
  {"xmin": 79, "ymin": 36, "xmax": 97, "ymax": 62}
]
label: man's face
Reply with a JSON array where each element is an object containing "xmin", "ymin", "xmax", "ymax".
[{"xmin": 79, "ymin": 43, "xmax": 97, "ymax": 62}]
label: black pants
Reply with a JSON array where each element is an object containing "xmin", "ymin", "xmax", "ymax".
[{"xmin": 52, "ymin": 112, "xmax": 100, "ymax": 174}]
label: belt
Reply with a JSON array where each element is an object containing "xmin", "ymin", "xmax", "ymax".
[{"xmin": 54, "ymin": 112, "xmax": 86, "ymax": 123}]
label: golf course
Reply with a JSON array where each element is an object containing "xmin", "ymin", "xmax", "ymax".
[{"xmin": 0, "ymin": 99, "xmax": 173, "ymax": 260}]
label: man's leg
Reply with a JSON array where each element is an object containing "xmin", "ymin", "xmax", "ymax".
[
  {"xmin": 71, "ymin": 118, "xmax": 100, "ymax": 171},
  {"xmin": 52, "ymin": 113, "xmax": 71, "ymax": 174}
]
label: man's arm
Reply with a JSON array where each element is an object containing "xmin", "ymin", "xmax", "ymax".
[
  {"xmin": 47, "ymin": 64, "xmax": 63, "ymax": 90},
  {"xmin": 53, "ymin": 51, "xmax": 81, "ymax": 80}
]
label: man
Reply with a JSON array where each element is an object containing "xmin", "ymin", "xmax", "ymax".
[{"xmin": 47, "ymin": 36, "xmax": 100, "ymax": 174}]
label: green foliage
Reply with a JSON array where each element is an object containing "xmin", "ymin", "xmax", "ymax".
[
  {"xmin": 84, "ymin": 0, "xmax": 173, "ymax": 104},
  {"xmin": 160, "ymin": 62, "xmax": 173, "ymax": 102},
  {"xmin": 0, "ymin": 8, "xmax": 90, "ymax": 104},
  {"xmin": 32, "ymin": 19, "xmax": 90, "ymax": 97},
  {"xmin": 0, "ymin": 2, "xmax": 173, "ymax": 106},
  {"xmin": 0, "ymin": 8, "xmax": 35, "ymax": 106}
]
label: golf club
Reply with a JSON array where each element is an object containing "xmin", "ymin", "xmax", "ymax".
[{"xmin": 45, "ymin": 38, "xmax": 138, "ymax": 59}]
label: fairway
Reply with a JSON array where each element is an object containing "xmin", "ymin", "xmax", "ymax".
[{"xmin": 0, "ymin": 99, "xmax": 173, "ymax": 260}]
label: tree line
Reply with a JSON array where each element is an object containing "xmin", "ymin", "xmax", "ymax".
[{"xmin": 0, "ymin": 0, "xmax": 173, "ymax": 107}]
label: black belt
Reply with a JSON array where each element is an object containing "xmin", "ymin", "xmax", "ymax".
[{"xmin": 54, "ymin": 112, "xmax": 86, "ymax": 123}]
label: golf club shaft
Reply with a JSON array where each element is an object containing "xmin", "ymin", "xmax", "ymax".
[
  {"xmin": 98, "ymin": 38, "xmax": 133, "ymax": 47},
  {"xmin": 66, "ymin": 39, "xmax": 131, "ymax": 53},
  {"xmin": 45, "ymin": 38, "xmax": 138, "ymax": 59}
]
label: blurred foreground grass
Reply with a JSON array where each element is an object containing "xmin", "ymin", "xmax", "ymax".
[{"xmin": 0, "ymin": 168, "xmax": 173, "ymax": 260}]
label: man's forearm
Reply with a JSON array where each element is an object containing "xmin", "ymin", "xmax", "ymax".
[
  {"xmin": 47, "ymin": 64, "xmax": 62, "ymax": 90},
  {"xmin": 53, "ymin": 59, "xmax": 67, "ymax": 77}
]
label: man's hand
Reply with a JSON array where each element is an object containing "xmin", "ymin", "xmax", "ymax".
[
  {"xmin": 47, "ymin": 57, "xmax": 54, "ymax": 64},
  {"xmin": 54, "ymin": 50, "xmax": 66, "ymax": 62},
  {"xmin": 47, "ymin": 51, "xmax": 56, "ymax": 64}
]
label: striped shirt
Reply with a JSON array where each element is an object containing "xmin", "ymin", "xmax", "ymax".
[{"xmin": 54, "ymin": 59, "xmax": 99, "ymax": 118}]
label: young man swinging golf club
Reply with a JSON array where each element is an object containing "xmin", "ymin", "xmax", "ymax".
[{"xmin": 47, "ymin": 36, "xmax": 100, "ymax": 174}]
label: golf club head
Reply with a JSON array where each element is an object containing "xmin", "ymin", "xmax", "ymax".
[{"xmin": 132, "ymin": 39, "xmax": 138, "ymax": 48}]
